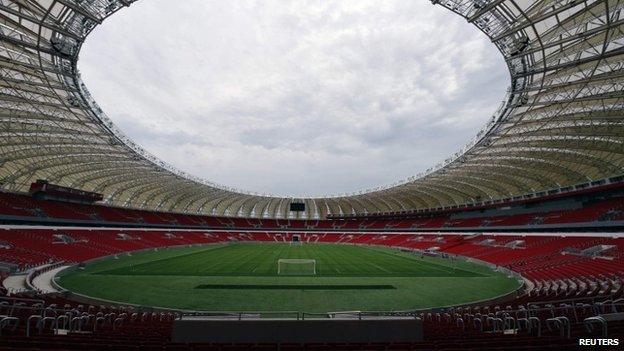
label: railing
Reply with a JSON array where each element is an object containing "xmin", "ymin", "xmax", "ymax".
[
  {"xmin": 178, "ymin": 311, "xmax": 300, "ymax": 320},
  {"xmin": 171, "ymin": 300, "xmax": 624, "ymax": 322},
  {"xmin": 25, "ymin": 262, "xmax": 66, "ymax": 293}
]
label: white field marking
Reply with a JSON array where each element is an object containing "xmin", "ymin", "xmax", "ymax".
[
  {"xmin": 370, "ymin": 247, "xmax": 457, "ymax": 274},
  {"xmin": 384, "ymin": 248, "xmax": 459, "ymax": 274},
  {"xmin": 323, "ymin": 254, "xmax": 341, "ymax": 274},
  {"xmin": 366, "ymin": 261, "xmax": 392, "ymax": 273},
  {"xmin": 399, "ymin": 256, "xmax": 457, "ymax": 274}
]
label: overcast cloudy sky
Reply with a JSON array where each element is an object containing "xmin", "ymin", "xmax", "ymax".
[{"xmin": 79, "ymin": 0, "xmax": 508, "ymax": 197}]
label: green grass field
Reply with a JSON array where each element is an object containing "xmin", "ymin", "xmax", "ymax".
[{"xmin": 58, "ymin": 243, "xmax": 521, "ymax": 312}]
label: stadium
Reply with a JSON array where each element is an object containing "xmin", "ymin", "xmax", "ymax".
[{"xmin": 0, "ymin": 0, "xmax": 623, "ymax": 350}]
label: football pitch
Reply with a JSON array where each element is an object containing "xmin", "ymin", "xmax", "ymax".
[{"xmin": 58, "ymin": 243, "xmax": 521, "ymax": 312}]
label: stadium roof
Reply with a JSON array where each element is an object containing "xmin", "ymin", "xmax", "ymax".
[{"xmin": 1, "ymin": 0, "xmax": 623, "ymax": 219}]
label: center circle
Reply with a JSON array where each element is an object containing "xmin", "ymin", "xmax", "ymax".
[{"xmin": 57, "ymin": 241, "xmax": 520, "ymax": 312}]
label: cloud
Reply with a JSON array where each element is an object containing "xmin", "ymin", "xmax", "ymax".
[{"xmin": 79, "ymin": 0, "xmax": 508, "ymax": 197}]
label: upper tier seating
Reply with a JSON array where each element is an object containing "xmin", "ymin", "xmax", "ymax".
[{"xmin": 2, "ymin": 191, "xmax": 624, "ymax": 231}]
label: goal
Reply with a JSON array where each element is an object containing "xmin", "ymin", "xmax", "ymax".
[{"xmin": 277, "ymin": 259, "xmax": 316, "ymax": 275}]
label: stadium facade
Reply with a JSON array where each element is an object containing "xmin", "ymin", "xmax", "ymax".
[{"xmin": 1, "ymin": 0, "xmax": 623, "ymax": 219}]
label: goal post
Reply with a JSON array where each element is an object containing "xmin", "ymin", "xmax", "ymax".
[{"xmin": 277, "ymin": 259, "xmax": 316, "ymax": 275}]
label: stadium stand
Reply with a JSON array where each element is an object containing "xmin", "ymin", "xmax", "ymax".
[
  {"xmin": 2, "ymin": 186, "xmax": 624, "ymax": 232},
  {"xmin": 0, "ymin": 229, "xmax": 622, "ymax": 349},
  {"xmin": 1, "ymin": 181, "xmax": 623, "ymax": 349},
  {"xmin": 2, "ymin": 0, "xmax": 624, "ymax": 348}
]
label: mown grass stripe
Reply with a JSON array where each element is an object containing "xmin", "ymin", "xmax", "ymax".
[
  {"xmin": 95, "ymin": 243, "xmax": 486, "ymax": 277},
  {"xmin": 58, "ymin": 243, "xmax": 521, "ymax": 312}
]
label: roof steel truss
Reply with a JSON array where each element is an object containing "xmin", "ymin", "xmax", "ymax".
[{"xmin": 0, "ymin": 0, "xmax": 622, "ymax": 218}]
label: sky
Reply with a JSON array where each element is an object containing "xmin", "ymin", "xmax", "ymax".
[{"xmin": 79, "ymin": 0, "xmax": 508, "ymax": 197}]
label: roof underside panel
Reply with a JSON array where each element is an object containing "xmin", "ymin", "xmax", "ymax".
[{"xmin": 0, "ymin": 0, "xmax": 623, "ymax": 218}]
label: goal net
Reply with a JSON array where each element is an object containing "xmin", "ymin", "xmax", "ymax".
[{"xmin": 277, "ymin": 259, "xmax": 316, "ymax": 275}]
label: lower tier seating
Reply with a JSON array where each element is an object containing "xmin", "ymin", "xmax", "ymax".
[{"xmin": 0, "ymin": 229, "xmax": 622, "ymax": 349}]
